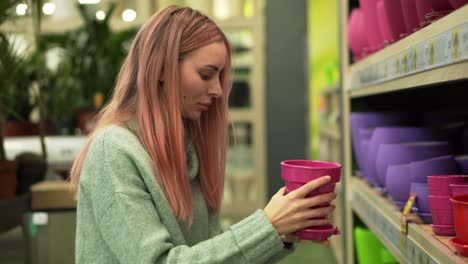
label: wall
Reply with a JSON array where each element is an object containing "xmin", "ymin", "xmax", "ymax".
[{"xmin": 266, "ymin": 0, "xmax": 308, "ymax": 198}]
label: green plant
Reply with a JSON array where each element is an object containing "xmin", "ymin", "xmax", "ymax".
[
  {"xmin": 44, "ymin": 3, "xmax": 137, "ymax": 111},
  {"xmin": 0, "ymin": 0, "xmax": 33, "ymax": 160}
]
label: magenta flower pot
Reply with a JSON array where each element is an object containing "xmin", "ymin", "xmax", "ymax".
[
  {"xmin": 451, "ymin": 183, "xmax": 468, "ymax": 196},
  {"xmin": 428, "ymin": 175, "xmax": 468, "ymax": 196},
  {"xmin": 359, "ymin": 0, "xmax": 384, "ymax": 52},
  {"xmin": 383, "ymin": 0, "xmax": 408, "ymax": 40},
  {"xmin": 448, "ymin": 0, "xmax": 468, "ymax": 8},
  {"xmin": 400, "ymin": 0, "xmax": 421, "ymax": 33},
  {"xmin": 377, "ymin": 0, "xmax": 394, "ymax": 44},
  {"xmin": 429, "ymin": 195, "xmax": 454, "ymax": 226},
  {"xmin": 295, "ymin": 224, "xmax": 337, "ymax": 241}
]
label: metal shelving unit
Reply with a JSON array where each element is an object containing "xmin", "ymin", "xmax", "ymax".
[{"xmin": 339, "ymin": 2, "xmax": 468, "ymax": 264}]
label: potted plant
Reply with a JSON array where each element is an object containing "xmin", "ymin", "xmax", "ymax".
[
  {"xmin": 0, "ymin": 0, "xmax": 25, "ymax": 199},
  {"xmin": 42, "ymin": 3, "xmax": 137, "ymax": 134}
]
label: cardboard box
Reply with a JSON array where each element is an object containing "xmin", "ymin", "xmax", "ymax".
[{"xmin": 30, "ymin": 181, "xmax": 76, "ymax": 210}]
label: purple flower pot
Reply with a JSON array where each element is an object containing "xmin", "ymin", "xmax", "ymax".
[
  {"xmin": 428, "ymin": 175, "xmax": 468, "ymax": 196},
  {"xmin": 455, "ymin": 155, "xmax": 468, "ymax": 174},
  {"xmin": 366, "ymin": 127, "xmax": 436, "ymax": 186},
  {"xmin": 418, "ymin": 212, "xmax": 434, "ymax": 224},
  {"xmin": 394, "ymin": 200, "xmax": 407, "ymax": 211},
  {"xmin": 361, "ymin": 139, "xmax": 371, "ymax": 178},
  {"xmin": 411, "ymin": 182, "xmax": 430, "ymax": 213},
  {"xmin": 351, "ymin": 113, "xmax": 414, "ymax": 183},
  {"xmin": 386, "ymin": 164, "xmax": 411, "ymax": 202},
  {"xmin": 367, "ymin": 127, "xmax": 437, "ymax": 187},
  {"xmin": 375, "ymin": 141, "xmax": 450, "ymax": 187},
  {"xmin": 409, "ymin": 155, "xmax": 459, "ymax": 183}
]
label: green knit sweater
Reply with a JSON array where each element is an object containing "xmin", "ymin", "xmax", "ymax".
[{"xmin": 76, "ymin": 125, "xmax": 293, "ymax": 263}]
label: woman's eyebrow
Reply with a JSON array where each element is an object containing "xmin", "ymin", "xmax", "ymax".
[{"xmin": 203, "ymin": 65, "xmax": 220, "ymax": 71}]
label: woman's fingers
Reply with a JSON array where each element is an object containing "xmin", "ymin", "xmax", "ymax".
[
  {"xmin": 289, "ymin": 176, "xmax": 331, "ymax": 198},
  {"xmin": 298, "ymin": 205, "xmax": 335, "ymax": 220},
  {"xmin": 296, "ymin": 192, "xmax": 337, "ymax": 209},
  {"xmin": 300, "ymin": 218, "xmax": 331, "ymax": 229}
]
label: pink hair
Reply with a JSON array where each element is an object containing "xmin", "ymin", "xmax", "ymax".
[{"xmin": 70, "ymin": 5, "xmax": 232, "ymax": 224}]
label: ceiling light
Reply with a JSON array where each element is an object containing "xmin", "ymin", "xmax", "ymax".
[
  {"xmin": 96, "ymin": 10, "xmax": 106, "ymax": 21},
  {"xmin": 79, "ymin": 0, "xmax": 101, "ymax": 4},
  {"xmin": 122, "ymin": 9, "xmax": 136, "ymax": 22},
  {"xmin": 42, "ymin": 2, "xmax": 56, "ymax": 15},
  {"xmin": 16, "ymin": 3, "xmax": 28, "ymax": 16}
]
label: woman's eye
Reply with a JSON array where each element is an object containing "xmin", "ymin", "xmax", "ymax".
[{"xmin": 199, "ymin": 73, "xmax": 212, "ymax": 81}]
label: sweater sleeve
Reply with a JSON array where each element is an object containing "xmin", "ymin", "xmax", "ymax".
[
  {"xmin": 99, "ymin": 194, "xmax": 284, "ymax": 264},
  {"xmin": 207, "ymin": 213, "xmax": 295, "ymax": 264},
  {"xmin": 82, "ymin": 128, "xmax": 285, "ymax": 264}
]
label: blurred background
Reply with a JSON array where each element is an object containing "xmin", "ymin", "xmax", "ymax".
[{"xmin": 3, "ymin": 0, "xmax": 467, "ymax": 263}]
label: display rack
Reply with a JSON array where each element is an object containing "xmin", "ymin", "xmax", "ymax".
[
  {"xmin": 351, "ymin": 178, "xmax": 467, "ymax": 264},
  {"xmin": 339, "ymin": 2, "xmax": 468, "ymax": 264},
  {"xmin": 319, "ymin": 84, "xmax": 344, "ymax": 262}
]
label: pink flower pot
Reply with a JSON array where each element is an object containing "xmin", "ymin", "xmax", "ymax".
[{"xmin": 427, "ymin": 175, "xmax": 468, "ymax": 196}]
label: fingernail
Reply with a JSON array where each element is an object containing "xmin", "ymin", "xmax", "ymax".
[{"xmin": 324, "ymin": 176, "xmax": 331, "ymax": 181}]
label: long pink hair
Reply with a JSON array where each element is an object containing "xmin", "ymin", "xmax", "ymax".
[{"xmin": 70, "ymin": 5, "xmax": 232, "ymax": 224}]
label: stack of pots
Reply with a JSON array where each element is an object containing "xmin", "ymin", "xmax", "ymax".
[
  {"xmin": 347, "ymin": 0, "xmax": 467, "ymax": 61},
  {"xmin": 450, "ymin": 193, "xmax": 468, "ymax": 256},
  {"xmin": 427, "ymin": 175, "xmax": 468, "ymax": 235},
  {"xmin": 350, "ymin": 112, "xmax": 468, "ymax": 225},
  {"xmin": 281, "ymin": 160, "xmax": 342, "ymax": 241}
]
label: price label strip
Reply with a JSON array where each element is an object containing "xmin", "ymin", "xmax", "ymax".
[{"xmin": 460, "ymin": 23, "xmax": 468, "ymax": 60}]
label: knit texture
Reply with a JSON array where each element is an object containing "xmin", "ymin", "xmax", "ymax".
[{"xmin": 76, "ymin": 125, "xmax": 293, "ymax": 263}]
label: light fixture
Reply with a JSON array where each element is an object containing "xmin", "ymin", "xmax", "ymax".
[
  {"xmin": 16, "ymin": 3, "xmax": 28, "ymax": 16},
  {"xmin": 42, "ymin": 2, "xmax": 56, "ymax": 15},
  {"xmin": 122, "ymin": 9, "xmax": 136, "ymax": 22},
  {"xmin": 79, "ymin": 0, "xmax": 101, "ymax": 4},
  {"xmin": 96, "ymin": 10, "xmax": 106, "ymax": 21}
]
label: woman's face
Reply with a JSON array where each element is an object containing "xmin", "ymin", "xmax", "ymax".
[{"xmin": 179, "ymin": 41, "xmax": 227, "ymax": 120}]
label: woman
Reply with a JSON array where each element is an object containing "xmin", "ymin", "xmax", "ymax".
[{"xmin": 71, "ymin": 5, "xmax": 336, "ymax": 263}]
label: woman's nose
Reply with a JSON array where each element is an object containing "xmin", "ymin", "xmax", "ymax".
[{"xmin": 209, "ymin": 79, "xmax": 223, "ymax": 98}]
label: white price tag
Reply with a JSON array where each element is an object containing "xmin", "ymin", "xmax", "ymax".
[
  {"xmin": 32, "ymin": 212, "xmax": 48, "ymax": 226},
  {"xmin": 444, "ymin": 30, "xmax": 454, "ymax": 64},
  {"xmin": 417, "ymin": 42, "xmax": 426, "ymax": 71},
  {"xmin": 459, "ymin": 23, "xmax": 468, "ymax": 59},
  {"xmin": 434, "ymin": 32, "xmax": 452, "ymax": 66},
  {"xmin": 399, "ymin": 52, "xmax": 407, "ymax": 76},
  {"xmin": 423, "ymin": 41, "xmax": 432, "ymax": 69},
  {"xmin": 378, "ymin": 62, "xmax": 385, "ymax": 81},
  {"xmin": 388, "ymin": 57, "xmax": 397, "ymax": 79},
  {"xmin": 407, "ymin": 47, "xmax": 417, "ymax": 73}
]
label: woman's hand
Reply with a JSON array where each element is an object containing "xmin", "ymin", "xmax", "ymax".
[{"xmin": 263, "ymin": 176, "xmax": 337, "ymax": 236}]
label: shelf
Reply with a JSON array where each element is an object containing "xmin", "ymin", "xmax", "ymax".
[
  {"xmin": 350, "ymin": 177, "xmax": 468, "ymax": 263},
  {"xmin": 320, "ymin": 123, "xmax": 341, "ymax": 141},
  {"xmin": 229, "ymin": 109, "xmax": 254, "ymax": 123},
  {"xmin": 347, "ymin": 6, "xmax": 468, "ymax": 97},
  {"xmin": 349, "ymin": 60, "xmax": 468, "ymax": 98}
]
